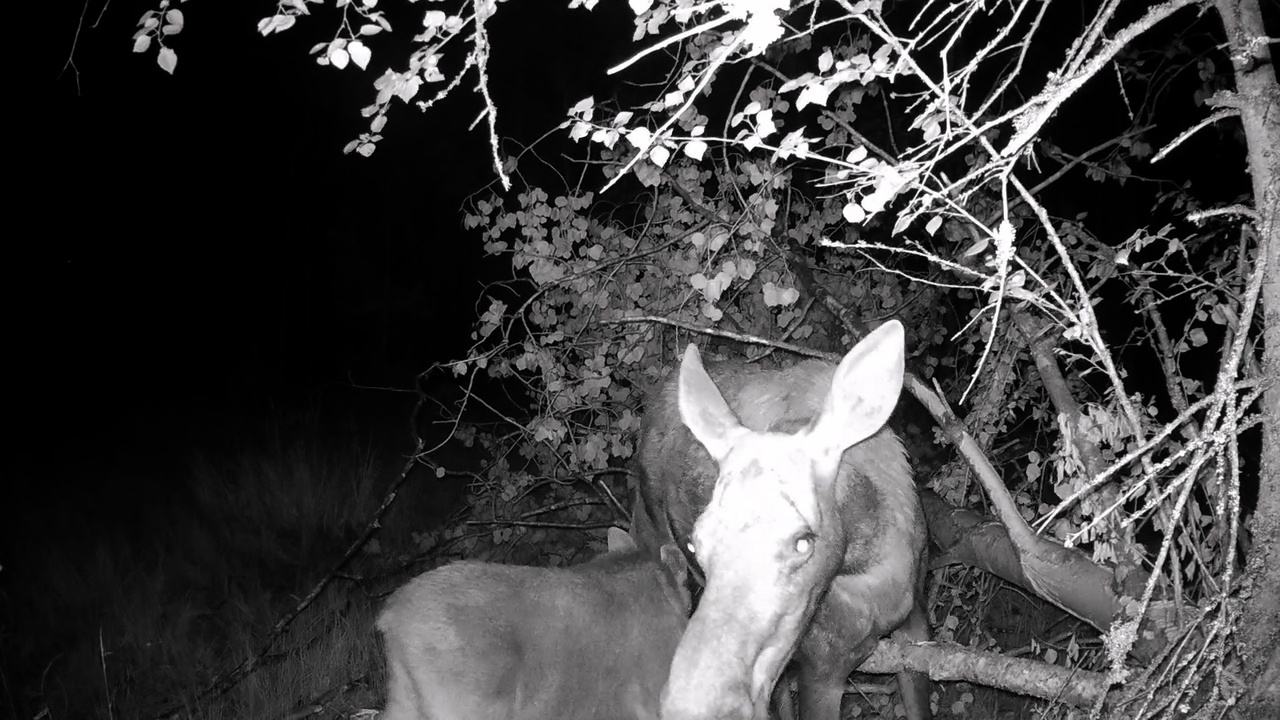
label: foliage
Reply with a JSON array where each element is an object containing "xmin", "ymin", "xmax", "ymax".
[{"xmin": 456, "ymin": 2, "xmax": 1263, "ymax": 714}]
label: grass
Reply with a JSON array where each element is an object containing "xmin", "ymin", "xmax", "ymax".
[{"xmin": 1, "ymin": 403, "xmax": 456, "ymax": 720}]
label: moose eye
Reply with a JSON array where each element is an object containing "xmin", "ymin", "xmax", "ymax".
[
  {"xmin": 686, "ymin": 540, "xmax": 697, "ymax": 557},
  {"xmin": 793, "ymin": 533, "xmax": 816, "ymax": 556}
]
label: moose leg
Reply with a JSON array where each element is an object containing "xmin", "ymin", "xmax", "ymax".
[
  {"xmin": 793, "ymin": 593, "xmax": 880, "ymax": 720},
  {"xmin": 793, "ymin": 658, "xmax": 851, "ymax": 720},
  {"xmin": 891, "ymin": 599, "xmax": 932, "ymax": 720},
  {"xmin": 770, "ymin": 669, "xmax": 797, "ymax": 720}
]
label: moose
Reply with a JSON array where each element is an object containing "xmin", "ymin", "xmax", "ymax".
[
  {"xmin": 636, "ymin": 320, "xmax": 931, "ymax": 720},
  {"xmin": 376, "ymin": 527, "xmax": 690, "ymax": 720}
]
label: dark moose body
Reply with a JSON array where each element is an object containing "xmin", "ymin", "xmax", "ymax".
[
  {"xmin": 377, "ymin": 527, "xmax": 690, "ymax": 720},
  {"xmin": 636, "ymin": 320, "xmax": 931, "ymax": 720}
]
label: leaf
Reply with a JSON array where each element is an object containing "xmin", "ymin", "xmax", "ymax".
[
  {"xmin": 892, "ymin": 213, "xmax": 912, "ymax": 235},
  {"xmin": 796, "ymin": 82, "xmax": 831, "ymax": 110},
  {"xmin": 589, "ymin": 127, "xmax": 619, "ymax": 148},
  {"xmin": 626, "ymin": 126, "xmax": 653, "ymax": 149},
  {"xmin": 634, "ymin": 162, "xmax": 660, "ymax": 187},
  {"xmin": 860, "ymin": 188, "xmax": 889, "ymax": 213},
  {"xmin": 818, "ymin": 49, "xmax": 834, "ymax": 73},
  {"xmin": 776, "ymin": 128, "xmax": 811, "ymax": 159},
  {"xmin": 703, "ymin": 274, "xmax": 725, "ymax": 302},
  {"xmin": 1210, "ymin": 304, "xmax": 1234, "ymax": 326},
  {"xmin": 423, "ymin": 10, "xmax": 448, "ymax": 27},
  {"xmin": 258, "ymin": 15, "xmax": 296, "ymax": 36},
  {"xmin": 649, "ymin": 145, "xmax": 670, "ymax": 167},
  {"xmin": 132, "ymin": 34, "xmax": 152, "ymax": 54},
  {"xmin": 157, "ymin": 47, "xmax": 177, "ymax": 74},
  {"xmin": 683, "ymin": 139, "xmax": 708, "ymax": 160},
  {"xmin": 922, "ymin": 117, "xmax": 941, "ymax": 141},
  {"xmin": 708, "ymin": 229, "xmax": 729, "ymax": 251},
  {"xmin": 963, "ymin": 238, "xmax": 989, "ymax": 257},
  {"xmin": 569, "ymin": 96, "xmax": 594, "ymax": 119},
  {"xmin": 754, "ymin": 108, "xmax": 777, "ymax": 138},
  {"xmin": 348, "ymin": 40, "xmax": 372, "ymax": 70},
  {"xmin": 359, "ymin": 24, "xmax": 384, "ymax": 36},
  {"xmin": 778, "ymin": 71, "xmax": 813, "ymax": 94},
  {"xmin": 330, "ymin": 47, "xmax": 350, "ymax": 70},
  {"xmin": 842, "ymin": 200, "xmax": 865, "ymax": 223},
  {"xmin": 763, "ymin": 282, "xmax": 780, "ymax": 306}
]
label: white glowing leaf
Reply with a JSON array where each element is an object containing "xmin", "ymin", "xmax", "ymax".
[
  {"xmin": 842, "ymin": 201, "xmax": 865, "ymax": 223},
  {"xmin": 626, "ymin": 126, "xmax": 653, "ymax": 149},
  {"xmin": 683, "ymin": 139, "xmax": 708, "ymax": 160},
  {"xmin": 348, "ymin": 41, "xmax": 371, "ymax": 70},
  {"xmin": 157, "ymin": 47, "xmax": 177, "ymax": 74}
]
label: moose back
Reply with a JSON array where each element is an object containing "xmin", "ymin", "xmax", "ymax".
[
  {"xmin": 377, "ymin": 527, "xmax": 690, "ymax": 720},
  {"xmin": 636, "ymin": 320, "xmax": 931, "ymax": 720}
]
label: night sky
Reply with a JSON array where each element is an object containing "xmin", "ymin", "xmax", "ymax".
[
  {"xmin": 21, "ymin": 1, "xmax": 632, "ymax": 392},
  {"xmin": 7, "ymin": 1, "xmax": 633, "ymax": 531}
]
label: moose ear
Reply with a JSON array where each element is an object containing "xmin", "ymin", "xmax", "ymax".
[
  {"xmin": 628, "ymin": 490, "xmax": 668, "ymax": 550},
  {"xmin": 658, "ymin": 543, "xmax": 692, "ymax": 611},
  {"xmin": 808, "ymin": 321, "xmax": 906, "ymax": 465},
  {"xmin": 607, "ymin": 526, "xmax": 637, "ymax": 553},
  {"xmin": 677, "ymin": 344, "xmax": 748, "ymax": 461},
  {"xmin": 659, "ymin": 543, "xmax": 689, "ymax": 583}
]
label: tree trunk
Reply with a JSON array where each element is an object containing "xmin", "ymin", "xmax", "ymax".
[{"xmin": 1211, "ymin": 0, "xmax": 1280, "ymax": 715}]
